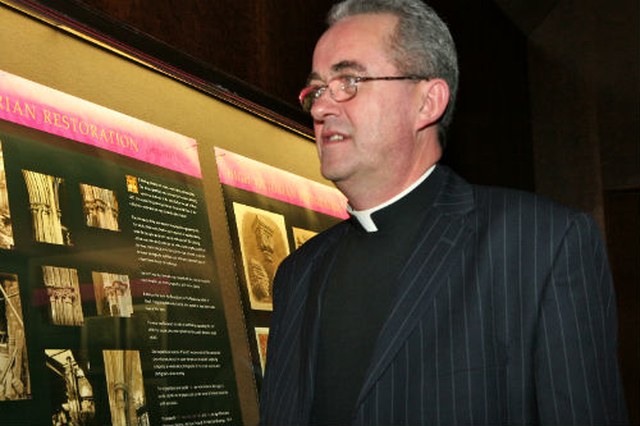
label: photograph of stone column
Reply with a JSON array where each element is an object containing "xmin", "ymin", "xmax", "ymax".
[
  {"xmin": 292, "ymin": 227, "xmax": 317, "ymax": 250},
  {"xmin": 232, "ymin": 203, "xmax": 290, "ymax": 311},
  {"xmin": 103, "ymin": 350, "xmax": 149, "ymax": 426},
  {"xmin": 45, "ymin": 349, "xmax": 95, "ymax": 426},
  {"xmin": 22, "ymin": 169, "xmax": 71, "ymax": 245},
  {"xmin": 0, "ymin": 141, "xmax": 14, "ymax": 249},
  {"xmin": 79, "ymin": 184, "xmax": 120, "ymax": 231},
  {"xmin": 42, "ymin": 266, "xmax": 84, "ymax": 326},
  {"xmin": 92, "ymin": 272, "xmax": 133, "ymax": 318},
  {"xmin": 0, "ymin": 273, "xmax": 30, "ymax": 401}
]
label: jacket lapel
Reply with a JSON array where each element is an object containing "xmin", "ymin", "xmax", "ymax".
[
  {"xmin": 356, "ymin": 167, "xmax": 476, "ymax": 407},
  {"xmin": 298, "ymin": 223, "xmax": 349, "ymax": 421}
]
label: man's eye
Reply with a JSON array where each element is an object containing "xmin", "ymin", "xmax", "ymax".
[{"xmin": 340, "ymin": 75, "xmax": 358, "ymax": 86}]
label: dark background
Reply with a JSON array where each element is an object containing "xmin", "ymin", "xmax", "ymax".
[{"xmin": 8, "ymin": 0, "xmax": 638, "ymax": 423}]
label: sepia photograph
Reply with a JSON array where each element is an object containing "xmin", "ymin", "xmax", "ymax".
[
  {"xmin": 103, "ymin": 350, "xmax": 149, "ymax": 426},
  {"xmin": 254, "ymin": 327, "xmax": 269, "ymax": 376},
  {"xmin": 125, "ymin": 175, "xmax": 139, "ymax": 194},
  {"xmin": 42, "ymin": 266, "xmax": 84, "ymax": 326},
  {"xmin": 79, "ymin": 184, "xmax": 120, "ymax": 231},
  {"xmin": 292, "ymin": 227, "xmax": 317, "ymax": 250},
  {"xmin": 22, "ymin": 169, "xmax": 71, "ymax": 245},
  {"xmin": 0, "ymin": 140, "xmax": 14, "ymax": 249},
  {"xmin": 0, "ymin": 273, "xmax": 30, "ymax": 401},
  {"xmin": 233, "ymin": 203, "xmax": 290, "ymax": 311},
  {"xmin": 45, "ymin": 349, "xmax": 96, "ymax": 426},
  {"xmin": 92, "ymin": 272, "xmax": 133, "ymax": 318}
]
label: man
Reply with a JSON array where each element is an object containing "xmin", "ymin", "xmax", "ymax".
[{"xmin": 259, "ymin": 0, "xmax": 627, "ymax": 425}]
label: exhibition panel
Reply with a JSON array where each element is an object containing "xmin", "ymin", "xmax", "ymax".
[{"xmin": 0, "ymin": 2, "xmax": 332, "ymax": 425}]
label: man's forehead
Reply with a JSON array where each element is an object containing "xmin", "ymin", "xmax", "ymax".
[
  {"xmin": 307, "ymin": 60, "xmax": 367, "ymax": 83},
  {"xmin": 309, "ymin": 13, "xmax": 398, "ymax": 83}
]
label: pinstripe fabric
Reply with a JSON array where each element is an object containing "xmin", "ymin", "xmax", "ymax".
[{"xmin": 259, "ymin": 166, "xmax": 627, "ymax": 425}]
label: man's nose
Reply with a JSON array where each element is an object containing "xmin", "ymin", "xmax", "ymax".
[{"xmin": 310, "ymin": 89, "xmax": 339, "ymax": 121}]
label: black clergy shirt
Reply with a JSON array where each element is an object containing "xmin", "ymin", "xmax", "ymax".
[{"xmin": 309, "ymin": 165, "xmax": 446, "ymax": 425}]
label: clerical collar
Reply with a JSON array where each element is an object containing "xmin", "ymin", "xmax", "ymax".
[{"xmin": 347, "ymin": 165, "xmax": 437, "ymax": 233}]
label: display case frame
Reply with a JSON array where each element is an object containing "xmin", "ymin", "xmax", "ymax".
[{"xmin": 1, "ymin": 0, "xmax": 314, "ymax": 140}]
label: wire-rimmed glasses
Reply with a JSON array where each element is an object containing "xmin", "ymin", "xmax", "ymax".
[{"xmin": 298, "ymin": 74, "xmax": 429, "ymax": 114}]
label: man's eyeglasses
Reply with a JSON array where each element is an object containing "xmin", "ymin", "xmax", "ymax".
[{"xmin": 298, "ymin": 74, "xmax": 429, "ymax": 114}]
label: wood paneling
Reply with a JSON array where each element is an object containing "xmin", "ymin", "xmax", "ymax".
[{"xmin": 605, "ymin": 189, "xmax": 640, "ymax": 425}]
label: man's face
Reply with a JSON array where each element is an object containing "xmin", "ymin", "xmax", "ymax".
[{"xmin": 309, "ymin": 13, "xmax": 425, "ymax": 203}]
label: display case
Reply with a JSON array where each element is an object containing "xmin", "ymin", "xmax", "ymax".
[{"xmin": 0, "ymin": 1, "xmax": 343, "ymax": 425}]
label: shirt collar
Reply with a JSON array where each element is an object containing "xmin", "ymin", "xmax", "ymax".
[{"xmin": 347, "ymin": 165, "xmax": 436, "ymax": 233}]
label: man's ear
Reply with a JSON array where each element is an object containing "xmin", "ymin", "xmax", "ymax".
[{"xmin": 415, "ymin": 78, "xmax": 450, "ymax": 131}]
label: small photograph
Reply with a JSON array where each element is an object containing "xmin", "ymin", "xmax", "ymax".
[
  {"xmin": 0, "ymin": 273, "xmax": 30, "ymax": 401},
  {"xmin": 92, "ymin": 272, "xmax": 133, "ymax": 318},
  {"xmin": 22, "ymin": 169, "xmax": 71, "ymax": 245},
  {"xmin": 45, "ymin": 349, "xmax": 96, "ymax": 426},
  {"xmin": 0, "ymin": 141, "xmax": 14, "ymax": 249},
  {"xmin": 103, "ymin": 350, "xmax": 149, "ymax": 426},
  {"xmin": 42, "ymin": 266, "xmax": 84, "ymax": 326},
  {"xmin": 292, "ymin": 227, "xmax": 318, "ymax": 249},
  {"xmin": 79, "ymin": 184, "xmax": 120, "ymax": 231},
  {"xmin": 254, "ymin": 327, "xmax": 269, "ymax": 375},
  {"xmin": 233, "ymin": 203, "xmax": 290, "ymax": 311},
  {"xmin": 125, "ymin": 175, "xmax": 138, "ymax": 194}
]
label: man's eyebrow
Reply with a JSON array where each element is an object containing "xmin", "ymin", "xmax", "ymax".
[
  {"xmin": 306, "ymin": 61, "xmax": 367, "ymax": 84},
  {"xmin": 332, "ymin": 60, "xmax": 366, "ymax": 73},
  {"xmin": 306, "ymin": 72, "xmax": 322, "ymax": 84}
]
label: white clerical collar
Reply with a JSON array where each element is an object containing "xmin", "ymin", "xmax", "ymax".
[{"xmin": 347, "ymin": 164, "xmax": 436, "ymax": 233}]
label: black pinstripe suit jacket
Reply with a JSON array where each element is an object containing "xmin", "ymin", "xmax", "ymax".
[{"xmin": 259, "ymin": 166, "xmax": 627, "ymax": 425}]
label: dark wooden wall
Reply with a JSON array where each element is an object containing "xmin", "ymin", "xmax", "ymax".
[
  {"xmin": 73, "ymin": 0, "xmax": 331, "ymax": 113},
  {"xmin": 37, "ymin": 0, "xmax": 639, "ymax": 423}
]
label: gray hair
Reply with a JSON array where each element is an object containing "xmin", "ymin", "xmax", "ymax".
[{"xmin": 328, "ymin": 0, "xmax": 459, "ymax": 147}]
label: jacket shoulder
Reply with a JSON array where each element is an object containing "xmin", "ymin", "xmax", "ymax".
[{"xmin": 472, "ymin": 183, "xmax": 582, "ymax": 219}]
